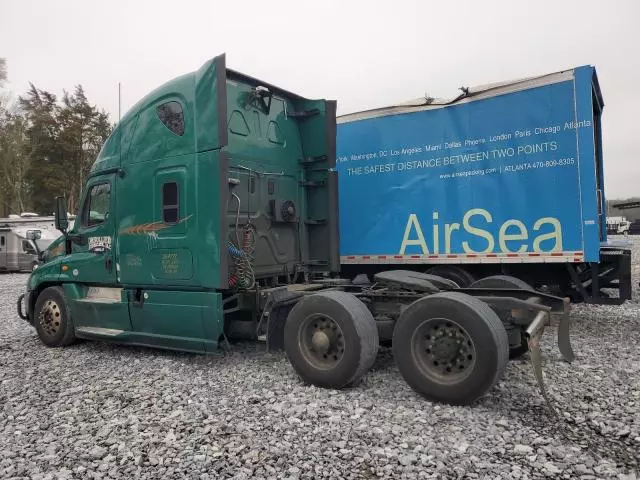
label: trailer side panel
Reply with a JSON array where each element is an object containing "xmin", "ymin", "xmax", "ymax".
[{"xmin": 337, "ymin": 68, "xmax": 600, "ymax": 264}]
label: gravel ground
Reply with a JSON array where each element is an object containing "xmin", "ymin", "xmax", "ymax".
[{"xmin": 1, "ymin": 240, "xmax": 639, "ymax": 479}]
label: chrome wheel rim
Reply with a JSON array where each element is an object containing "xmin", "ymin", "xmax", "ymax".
[{"xmin": 39, "ymin": 299, "xmax": 62, "ymax": 337}]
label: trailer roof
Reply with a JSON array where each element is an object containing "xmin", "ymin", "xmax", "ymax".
[{"xmin": 338, "ymin": 66, "xmax": 600, "ymax": 124}]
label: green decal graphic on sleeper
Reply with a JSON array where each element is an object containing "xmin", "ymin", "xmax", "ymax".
[
  {"xmin": 125, "ymin": 254, "xmax": 143, "ymax": 267},
  {"xmin": 161, "ymin": 253, "xmax": 179, "ymax": 274}
]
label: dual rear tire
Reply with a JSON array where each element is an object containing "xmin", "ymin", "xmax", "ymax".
[
  {"xmin": 425, "ymin": 265, "xmax": 475, "ymax": 288},
  {"xmin": 284, "ymin": 290, "xmax": 509, "ymax": 405},
  {"xmin": 284, "ymin": 291, "xmax": 379, "ymax": 389},
  {"xmin": 392, "ymin": 292, "xmax": 509, "ymax": 405},
  {"xmin": 469, "ymin": 275, "xmax": 535, "ymax": 359}
]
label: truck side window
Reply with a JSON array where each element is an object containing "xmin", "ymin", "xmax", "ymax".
[
  {"xmin": 156, "ymin": 101, "xmax": 185, "ymax": 136},
  {"xmin": 82, "ymin": 183, "xmax": 111, "ymax": 227},
  {"xmin": 162, "ymin": 182, "xmax": 179, "ymax": 224}
]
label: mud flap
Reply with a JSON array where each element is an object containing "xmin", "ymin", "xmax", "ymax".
[
  {"xmin": 17, "ymin": 294, "xmax": 28, "ymax": 321},
  {"xmin": 525, "ymin": 310, "xmax": 555, "ymax": 413},
  {"xmin": 557, "ymin": 298, "xmax": 575, "ymax": 363}
]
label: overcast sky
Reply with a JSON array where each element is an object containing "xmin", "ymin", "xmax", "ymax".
[{"xmin": 1, "ymin": 0, "xmax": 638, "ymax": 198}]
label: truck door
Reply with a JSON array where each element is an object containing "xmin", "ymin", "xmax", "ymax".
[{"xmin": 65, "ymin": 173, "xmax": 131, "ymax": 332}]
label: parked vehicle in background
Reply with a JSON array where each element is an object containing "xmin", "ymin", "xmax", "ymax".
[
  {"xmin": 606, "ymin": 216, "xmax": 631, "ymax": 235},
  {"xmin": 0, "ymin": 215, "xmax": 74, "ymax": 272}
]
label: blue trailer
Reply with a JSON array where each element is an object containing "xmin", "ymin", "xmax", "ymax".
[{"xmin": 337, "ymin": 66, "xmax": 631, "ymax": 304}]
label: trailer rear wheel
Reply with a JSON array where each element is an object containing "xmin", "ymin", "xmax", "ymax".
[
  {"xmin": 393, "ymin": 292, "xmax": 508, "ymax": 405},
  {"xmin": 34, "ymin": 286, "xmax": 76, "ymax": 347},
  {"xmin": 470, "ymin": 275, "xmax": 533, "ymax": 359},
  {"xmin": 284, "ymin": 291, "xmax": 379, "ymax": 389},
  {"xmin": 425, "ymin": 266, "xmax": 475, "ymax": 288}
]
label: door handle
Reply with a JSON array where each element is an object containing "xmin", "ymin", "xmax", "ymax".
[{"xmin": 105, "ymin": 256, "xmax": 113, "ymax": 273}]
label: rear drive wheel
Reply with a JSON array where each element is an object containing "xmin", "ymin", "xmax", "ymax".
[
  {"xmin": 470, "ymin": 275, "xmax": 533, "ymax": 359},
  {"xmin": 284, "ymin": 291, "xmax": 379, "ymax": 389},
  {"xmin": 34, "ymin": 286, "xmax": 76, "ymax": 347},
  {"xmin": 425, "ymin": 266, "xmax": 475, "ymax": 288},
  {"xmin": 393, "ymin": 292, "xmax": 508, "ymax": 405}
]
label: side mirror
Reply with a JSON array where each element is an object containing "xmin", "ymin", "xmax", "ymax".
[{"xmin": 55, "ymin": 196, "xmax": 69, "ymax": 233}]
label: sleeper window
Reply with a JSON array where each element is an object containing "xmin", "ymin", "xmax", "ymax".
[
  {"xmin": 162, "ymin": 182, "xmax": 179, "ymax": 224},
  {"xmin": 156, "ymin": 101, "xmax": 185, "ymax": 136}
]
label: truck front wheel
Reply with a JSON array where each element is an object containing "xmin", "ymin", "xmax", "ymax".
[
  {"xmin": 284, "ymin": 291, "xmax": 379, "ymax": 389},
  {"xmin": 393, "ymin": 292, "xmax": 508, "ymax": 405},
  {"xmin": 33, "ymin": 286, "xmax": 76, "ymax": 347}
]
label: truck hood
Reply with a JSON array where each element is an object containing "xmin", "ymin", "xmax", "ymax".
[{"xmin": 43, "ymin": 236, "xmax": 66, "ymax": 262}]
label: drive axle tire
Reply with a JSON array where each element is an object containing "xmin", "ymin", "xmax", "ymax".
[
  {"xmin": 470, "ymin": 275, "xmax": 533, "ymax": 359},
  {"xmin": 34, "ymin": 286, "xmax": 76, "ymax": 347},
  {"xmin": 425, "ymin": 266, "xmax": 475, "ymax": 288},
  {"xmin": 392, "ymin": 292, "xmax": 508, "ymax": 405},
  {"xmin": 284, "ymin": 291, "xmax": 379, "ymax": 389},
  {"xmin": 470, "ymin": 275, "xmax": 532, "ymax": 292}
]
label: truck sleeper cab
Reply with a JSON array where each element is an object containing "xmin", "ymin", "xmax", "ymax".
[{"xmin": 19, "ymin": 55, "xmax": 574, "ymax": 407}]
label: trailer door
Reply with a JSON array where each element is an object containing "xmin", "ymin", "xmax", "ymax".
[{"xmin": 593, "ymin": 87, "xmax": 605, "ymax": 241}]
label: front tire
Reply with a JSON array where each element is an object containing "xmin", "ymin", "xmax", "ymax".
[
  {"xmin": 284, "ymin": 291, "xmax": 379, "ymax": 389},
  {"xmin": 34, "ymin": 286, "xmax": 76, "ymax": 347},
  {"xmin": 393, "ymin": 292, "xmax": 508, "ymax": 405}
]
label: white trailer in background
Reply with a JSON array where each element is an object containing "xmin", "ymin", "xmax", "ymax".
[{"xmin": 0, "ymin": 215, "xmax": 75, "ymax": 272}]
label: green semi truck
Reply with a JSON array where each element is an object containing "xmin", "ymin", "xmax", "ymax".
[{"xmin": 17, "ymin": 54, "xmax": 573, "ymax": 406}]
